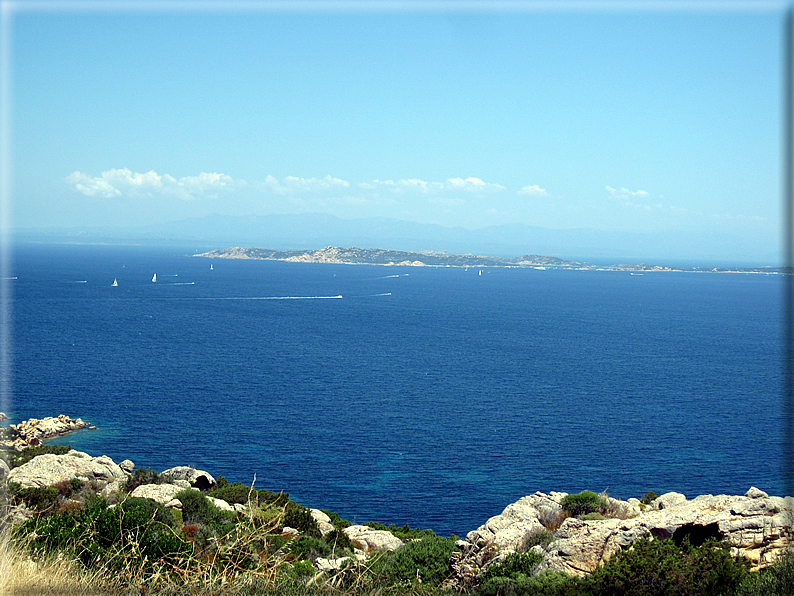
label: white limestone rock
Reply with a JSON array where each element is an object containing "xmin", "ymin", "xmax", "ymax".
[
  {"xmin": 7, "ymin": 451, "xmax": 127, "ymax": 488},
  {"xmin": 130, "ymin": 483, "xmax": 187, "ymax": 507},
  {"xmin": 343, "ymin": 525, "xmax": 403, "ymax": 554},
  {"xmin": 160, "ymin": 466, "xmax": 216, "ymax": 490}
]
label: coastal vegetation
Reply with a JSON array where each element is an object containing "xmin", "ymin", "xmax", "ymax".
[{"xmin": 1, "ymin": 443, "xmax": 792, "ymax": 595}]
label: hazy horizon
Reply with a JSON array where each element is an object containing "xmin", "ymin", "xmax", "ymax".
[{"xmin": 3, "ymin": 1, "xmax": 786, "ymax": 266}]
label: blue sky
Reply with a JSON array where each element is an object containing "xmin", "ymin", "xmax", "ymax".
[{"xmin": 4, "ymin": 1, "xmax": 787, "ymax": 256}]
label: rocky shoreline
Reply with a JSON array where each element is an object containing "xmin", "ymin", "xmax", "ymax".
[
  {"xmin": 0, "ymin": 413, "xmax": 94, "ymax": 451},
  {"xmin": 1, "ymin": 416, "xmax": 792, "ymax": 588}
]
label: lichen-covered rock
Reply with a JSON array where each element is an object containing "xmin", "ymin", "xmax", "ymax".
[
  {"xmin": 130, "ymin": 483, "xmax": 187, "ymax": 507},
  {"xmin": 7, "ymin": 450, "xmax": 128, "ymax": 488},
  {"xmin": 343, "ymin": 525, "xmax": 403, "ymax": 554},
  {"xmin": 160, "ymin": 466, "xmax": 216, "ymax": 490}
]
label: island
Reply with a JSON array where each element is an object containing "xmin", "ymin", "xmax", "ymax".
[{"xmin": 194, "ymin": 246, "xmax": 791, "ymax": 274}]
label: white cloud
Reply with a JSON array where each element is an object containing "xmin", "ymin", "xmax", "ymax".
[
  {"xmin": 66, "ymin": 168, "xmax": 235, "ymax": 200},
  {"xmin": 445, "ymin": 177, "xmax": 505, "ymax": 193},
  {"xmin": 606, "ymin": 185, "xmax": 649, "ymax": 199},
  {"xmin": 518, "ymin": 184, "xmax": 548, "ymax": 196},
  {"xmin": 284, "ymin": 175, "xmax": 350, "ymax": 191}
]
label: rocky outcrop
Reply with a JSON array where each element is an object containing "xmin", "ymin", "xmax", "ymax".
[
  {"xmin": 0, "ymin": 412, "xmax": 8, "ymax": 422},
  {"xmin": 445, "ymin": 488, "xmax": 793, "ymax": 591},
  {"xmin": 7, "ymin": 449, "xmax": 128, "ymax": 489},
  {"xmin": 343, "ymin": 525, "xmax": 404, "ymax": 554},
  {"xmin": 311, "ymin": 509, "xmax": 335, "ymax": 536},
  {"xmin": 160, "ymin": 466, "xmax": 216, "ymax": 490},
  {"xmin": 2, "ymin": 415, "xmax": 93, "ymax": 451}
]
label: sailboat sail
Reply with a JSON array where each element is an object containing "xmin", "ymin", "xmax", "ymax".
[
  {"xmin": 152, "ymin": 274, "xmax": 157, "ymax": 282},
  {"xmin": 112, "ymin": 279, "xmax": 118, "ymax": 287}
]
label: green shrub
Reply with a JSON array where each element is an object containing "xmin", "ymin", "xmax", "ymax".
[
  {"xmin": 520, "ymin": 529, "xmax": 555, "ymax": 551},
  {"xmin": 560, "ymin": 491, "xmax": 605, "ymax": 518},
  {"xmin": 579, "ymin": 513, "xmax": 605, "ymax": 521},
  {"xmin": 207, "ymin": 482, "xmax": 290, "ymax": 508},
  {"xmin": 375, "ymin": 535, "xmax": 457, "ymax": 587},
  {"xmin": 289, "ymin": 535, "xmax": 332, "ymax": 560},
  {"xmin": 123, "ymin": 468, "xmax": 162, "ymax": 493},
  {"xmin": 175, "ymin": 489, "xmax": 232, "ymax": 527},
  {"xmin": 14, "ymin": 485, "xmax": 60, "ymax": 514},
  {"xmin": 321, "ymin": 509, "xmax": 352, "ymax": 528},
  {"xmin": 481, "ymin": 551, "xmax": 544, "ymax": 583},
  {"xmin": 586, "ymin": 536, "xmax": 749, "ymax": 596},
  {"xmin": 8, "ymin": 444, "xmax": 71, "ymax": 469},
  {"xmin": 325, "ymin": 526, "xmax": 354, "ymax": 553},
  {"xmin": 283, "ymin": 503, "xmax": 321, "ymax": 537},
  {"xmin": 641, "ymin": 491, "xmax": 658, "ymax": 505},
  {"xmin": 23, "ymin": 496, "xmax": 189, "ymax": 570},
  {"xmin": 364, "ymin": 520, "xmax": 437, "ymax": 540},
  {"xmin": 479, "ymin": 569, "xmax": 584, "ymax": 596},
  {"xmin": 734, "ymin": 549, "xmax": 794, "ymax": 596}
]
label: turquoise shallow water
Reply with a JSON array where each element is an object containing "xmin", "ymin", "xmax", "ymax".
[{"xmin": 6, "ymin": 243, "xmax": 785, "ymax": 536}]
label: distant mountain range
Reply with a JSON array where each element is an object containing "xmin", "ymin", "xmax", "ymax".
[{"xmin": 11, "ymin": 212, "xmax": 780, "ymax": 267}]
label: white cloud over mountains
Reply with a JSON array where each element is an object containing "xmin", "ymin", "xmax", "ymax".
[
  {"xmin": 66, "ymin": 169, "xmax": 234, "ymax": 200},
  {"xmin": 67, "ymin": 170, "xmax": 543, "ymax": 203}
]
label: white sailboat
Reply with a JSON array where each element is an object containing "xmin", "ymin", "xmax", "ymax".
[
  {"xmin": 210, "ymin": 264, "xmax": 213, "ymax": 270},
  {"xmin": 112, "ymin": 278, "xmax": 118, "ymax": 287},
  {"xmin": 152, "ymin": 274, "xmax": 157, "ymax": 282}
]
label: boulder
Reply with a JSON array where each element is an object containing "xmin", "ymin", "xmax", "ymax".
[
  {"xmin": 7, "ymin": 450, "xmax": 128, "ymax": 488},
  {"xmin": 651, "ymin": 492, "xmax": 687, "ymax": 510},
  {"xmin": 311, "ymin": 509, "xmax": 335, "ymax": 536},
  {"xmin": 207, "ymin": 496, "xmax": 235, "ymax": 513},
  {"xmin": 160, "ymin": 466, "xmax": 216, "ymax": 490},
  {"xmin": 343, "ymin": 525, "xmax": 403, "ymax": 554},
  {"xmin": 0, "ymin": 412, "xmax": 7, "ymax": 422},
  {"xmin": 130, "ymin": 483, "xmax": 187, "ymax": 508},
  {"xmin": 119, "ymin": 460, "xmax": 135, "ymax": 474}
]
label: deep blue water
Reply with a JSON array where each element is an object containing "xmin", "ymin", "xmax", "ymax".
[{"xmin": 5, "ymin": 243, "xmax": 786, "ymax": 536}]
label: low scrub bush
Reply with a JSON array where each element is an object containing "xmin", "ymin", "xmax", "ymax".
[
  {"xmin": 478, "ymin": 569, "xmax": 583, "ymax": 596},
  {"xmin": 520, "ymin": 528, "xmax": 555, "ymax": 551},
  {"xmin": 283, "ymin": 503, "xmax": 321, "ymax": 537},
  {"xmin": 7, "ymin": 444, "xmax": 71, "ymax": 469},
  {"xmin": 207, "ymin": 482, "xmax": 290, "ymax": 508},
  {"xmin": 321, "ymin": 509, "xmax": 352, "ymax": 528},
  {"xmin": 123, "ymin": 468, "xmax": 162, "ymax": 493},
  {"xmin": 374, "ymin": 535, "xmax": 457, "ymax": 587},
  {"xmin": 481, "ymin": 551, "xmax": 544, "ymax": 583},
  {"xmin": 364, "ymin": 521, "xmax": 438, "ymax": 540},
  {"xmin": 586, "ymin": 536, "xmax": 749, "ymax": 596},
  {"xmin": 560, "ymin": 491, "xmax": 605, "ymax": 518},
  {"xmin": 22, "ymin": 496, "xmax": 189, "ymax": 570},
  {"xmin": 175, "ymin": 488, "xmax": 234, "ymax": 527},
  {"xmin": 735, "ymin": 549, "xmax": 794, "ymax": 596},
  {"xmin": 641, "ymin": 491, "xmax": 658, "ymax": 505}
]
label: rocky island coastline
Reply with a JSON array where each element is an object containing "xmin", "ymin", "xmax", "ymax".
[
  {"xmin": 195, "ymin": 246, "xmax": 791, "ymax": 274},
  {"xmin": 1, "ymin": 415, "xmax": 791, "ymax": 595}
]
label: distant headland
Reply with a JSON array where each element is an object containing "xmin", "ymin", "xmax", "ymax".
[{"xmin": 195, "ymin": 246, "xmax": 791, "ymax": 274}]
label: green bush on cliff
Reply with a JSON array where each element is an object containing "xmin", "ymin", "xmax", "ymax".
[
  {"xmin": 123, "ymin": 467, "xmax": 163, "ymax": 493},
  {"xmin": 560, "ymin": 491, "xmax": 605, "ymax": 518},
  {"xmin": 22, "ymin": 496, "xmax": 188, "ymax": 570},
  {"xmin": 734, "ymin": 548, "xmax": 794, "ymax": 596},
  {"xmin": 207, "ymin": 481, "xmax": 289, "ymax": 508},
  {"xmin": 7, "ymin": 444, "xmax": 71, "ymax": 469},
  {"xmin": 364, "ymin": 521, "xmax": 438, "ymax": 540},
  {"xmin": 586, "ymin": 536, "xmax": 749, "ymax": 596},
  {"xmin": 283, "ymin": 503, "xmax": 321, "ymax": 537},
  {"xmin": 374, "ymin": 535, "xmax": 458, "ymax": 587},
  {"xmin": 175, "ymin": 489, "xmax": 235, "ymax": 527}
]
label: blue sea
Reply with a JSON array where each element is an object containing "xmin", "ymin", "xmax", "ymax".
[{"xmin": 5, "ymin": 243, "xmax": 786, "ymax": 537}]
